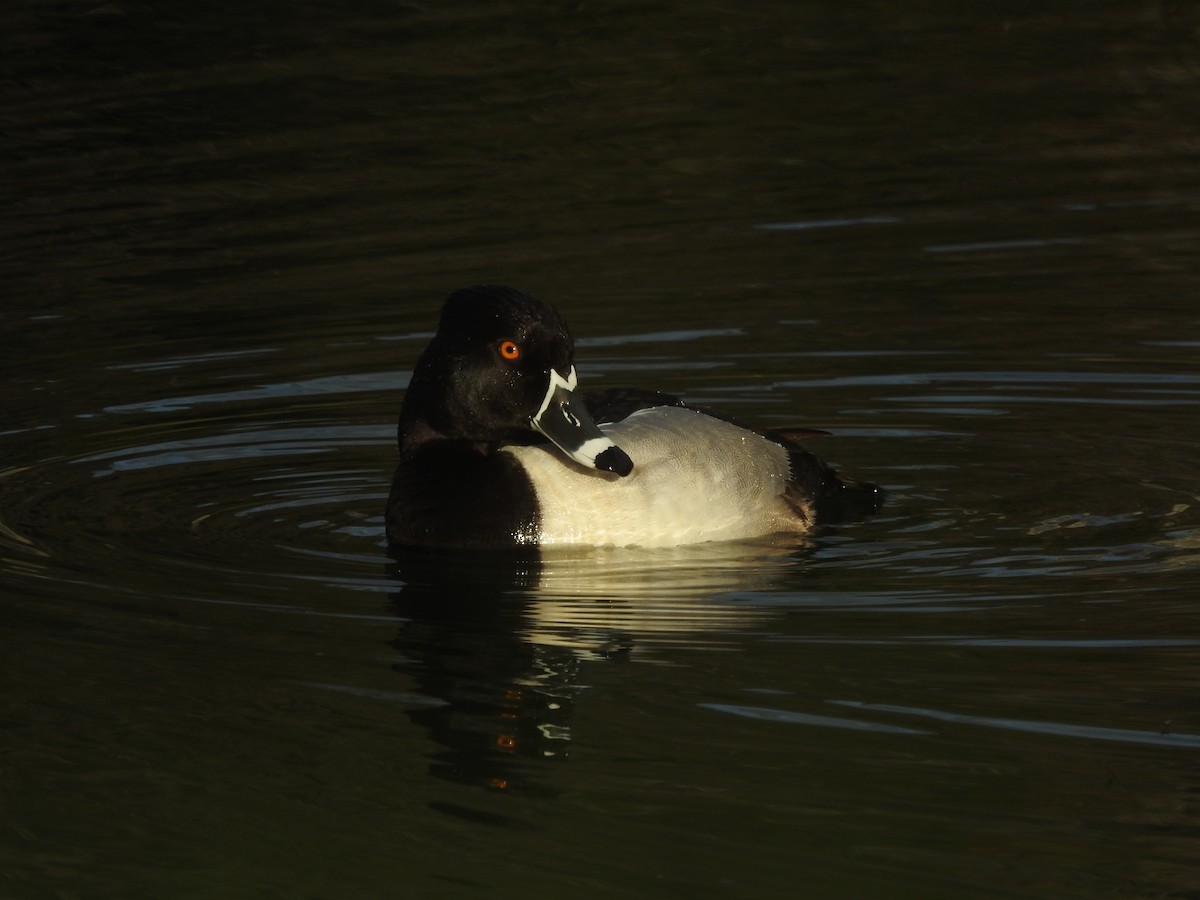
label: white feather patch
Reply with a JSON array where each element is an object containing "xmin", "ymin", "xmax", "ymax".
[{"xmin": 502, "ymin": 406, "xmax": 800, "ymax": 547}]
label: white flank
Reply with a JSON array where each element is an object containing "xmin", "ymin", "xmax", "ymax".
[{"xmin": 502, "ymin": 406, "xmax": 798, "ymax": 547}]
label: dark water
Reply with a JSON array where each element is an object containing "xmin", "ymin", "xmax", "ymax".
[{"xmin": 4, "ymin": 2, "xmax": 1200, "ymax": 897}]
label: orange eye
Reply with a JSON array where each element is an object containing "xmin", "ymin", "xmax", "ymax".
[{"xmin": 499, "ymin": 340, "xmax": 521, "ymax": 360}]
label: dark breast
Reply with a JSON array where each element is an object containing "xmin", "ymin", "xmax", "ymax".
[{"xmin": 385, "ymin": 443, "xmax": 542, "ymax": 548}]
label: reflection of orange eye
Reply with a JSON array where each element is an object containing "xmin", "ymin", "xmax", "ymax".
[{"xmin": 499, "ymin": 340, "xmax": 521, "ymax": 360}]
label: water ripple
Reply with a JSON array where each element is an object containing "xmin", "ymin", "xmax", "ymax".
[
  {"xmin": 74, "ymin": 425, "xmax": 391, "ymax": 474},
  {"xmin": 699, "ymin": 703, "xmax": 932, "ymax": 734},
  {"xmin": 829, "ymin": 701, "xmax": 1200, "ymax": 749},
  {"xmin": 103, "ymin": 373, "xmax": 405, "ymax": 414}
]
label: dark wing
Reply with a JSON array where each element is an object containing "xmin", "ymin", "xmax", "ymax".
[
  {"xmin": 583, "ymin": 388, "xmax": 687, "ymax": 425},
  {"xmin": 773, "ymin": 427, "xmax": 832, "ymax": 442}
]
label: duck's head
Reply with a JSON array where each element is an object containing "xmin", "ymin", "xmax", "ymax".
[{"xmin": 401, "ymin": 284, "xmax": 634, "ymax": 477}]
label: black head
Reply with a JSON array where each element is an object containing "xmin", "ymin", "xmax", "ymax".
[
  {"xmin": 398, "ymin": 285, "xmax": 633, "ymax": 476},
  {"xmin": 435, "ymin": 284, "xmax": 572, "ymax": 372}
]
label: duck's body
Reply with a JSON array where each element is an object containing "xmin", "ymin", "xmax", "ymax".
[
  {"xmin": 385, "ymin": 285, "xmax": 881, "ymax": 549},
  {"xmin": 506, "ymin": 404, "xmax": 801, "ymax": 547}
]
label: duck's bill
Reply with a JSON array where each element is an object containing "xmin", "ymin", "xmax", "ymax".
[{"xmin": 531, "ymin": 367, "xmax": 634, "ymax": 477}]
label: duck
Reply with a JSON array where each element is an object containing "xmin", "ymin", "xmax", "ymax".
[{"xmin": 385, "ymin": 284, "xmax": 882, "ymax": 549}]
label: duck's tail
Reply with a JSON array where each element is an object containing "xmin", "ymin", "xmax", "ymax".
[
  {"xmin": 779, "ymin": 431, "xmax": 885, "ymax": 526},
  {"xmin": 819, "ymin": 476, "xmax": 886, "ymax": 523}
]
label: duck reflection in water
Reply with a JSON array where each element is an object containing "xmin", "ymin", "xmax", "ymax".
[
  {"xmin": 388, "ymin": 547, "xmax": 581, "ymax": 799},
  {"xmin": 387, "ymin": 540, "xmax": 812, "ymax": 798}
]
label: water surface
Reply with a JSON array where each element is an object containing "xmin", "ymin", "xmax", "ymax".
[{"xmin": 4, "ymin": 2, "xmax": 1200, "ymax": 898}]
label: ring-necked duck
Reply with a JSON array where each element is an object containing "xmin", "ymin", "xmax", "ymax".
[{"xmin": 386, "ymin": 284, "xmax": 882, "ymax": 548}]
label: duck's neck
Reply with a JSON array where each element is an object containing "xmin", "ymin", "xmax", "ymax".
[
  {"xmin": 396, "ymin": 344, "xmax": 539, "ymax": 454},
  {"xmin": 397, "ymin": 381, "xmax": 460, "ymax": 453},
  {"xmin": 395, "ymin": 368, "xmax": 505, "ymax": 458}
]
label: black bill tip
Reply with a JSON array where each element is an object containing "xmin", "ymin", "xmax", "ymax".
[{"xmin": 594, "ymin": 445, "xmax": 634, "ymax": 477}]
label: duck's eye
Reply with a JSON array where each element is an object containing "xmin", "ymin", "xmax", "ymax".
[{"xmin": 499, "ymin": 340, "xmax": 521, "ymax": 361}]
